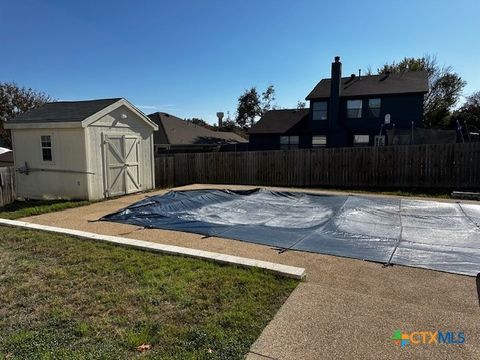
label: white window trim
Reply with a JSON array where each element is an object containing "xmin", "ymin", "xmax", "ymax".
[
  {"xmin": 312, "ymin": 135, "xmax": 327, "ymax": 147},
  {"xmin": 353, "ymin": 134, "xmax": 370, "ymax": 146},
  {"xmin": 40, "ymin": 134, "xmax": 55, "ymax": 164}
]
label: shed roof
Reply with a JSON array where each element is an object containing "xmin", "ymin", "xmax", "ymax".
[
  {"xmin": 148, "ymin": 112, "xmax": 247, "ymax": 145},
  {"xmin": 249, "ymin": 109, "xmax": 309, "ymax": 134},
  {"xmin": 4, "ymin": 98, "xmax": 158, "ymax": 131},
  {"xmin": 7, "ymin": 98, "xmax": 122, "ymax": 124},
  {"xmin": 306, "ymin": 71, "xmax": 428, "ymax": 100}
]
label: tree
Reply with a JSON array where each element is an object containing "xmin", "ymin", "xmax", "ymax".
[
  {"xmin": 296, "ymin": 100, "xmax": 306, "ymax": 109},
  {"xmin": 0, "ymin": 82, "xmax": 52, "ymax": 147},
  {"xmin": 451, "ymin": 91, "xmax": 480, "ymax": 133},
  {"xmin": 377, "ymin": 55, "xmax": 466, "ymax": 128},
  {"xmin": 185, "ymin": 117, "xmax": 213, "ymax": 130},
  {"xmin": 235, "ymin": 85, "xmax": 276, "ymax": 129},
  {"xmin": 261, "ymin": 85, "xmax": 276, "ymax": 113}
]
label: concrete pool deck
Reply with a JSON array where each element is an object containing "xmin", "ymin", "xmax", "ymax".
[{"xmin": 19, "ymin": 185, "xmax": 480, "ymax": 359}]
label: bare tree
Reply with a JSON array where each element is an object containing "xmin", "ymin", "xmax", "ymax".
[{"xmin": 296, "ymin": 100, "xmax": 306, "ymax": 109}]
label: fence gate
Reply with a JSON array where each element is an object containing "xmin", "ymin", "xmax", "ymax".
[{"xmin": 103, "ymin": 134, "xmax": 141, "ymax": 197}]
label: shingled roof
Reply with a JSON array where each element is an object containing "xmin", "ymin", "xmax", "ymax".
[
  {"xmin": 7, "ymin": 98, "xmax": 122, "ymax": 123},
  {"xmin": 249, "ymin": 109, "xmax": 309, "ymax": 134},
  {"xmin": 148, "ymin": 112, "xmax": 247, "ymax": 145},
  {"xmin": 306, "ymin": 71, "xmax": 428, "ymax": 100}
]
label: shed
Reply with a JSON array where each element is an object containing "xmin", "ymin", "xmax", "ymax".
[{"xmin": 4, "ymin": 98, "xmax": 158, "ymax": 200}]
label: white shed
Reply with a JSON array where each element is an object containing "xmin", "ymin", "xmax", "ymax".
[{"xmin": 4, "ymin": 98, "xmax": 158, "ymax": 200}]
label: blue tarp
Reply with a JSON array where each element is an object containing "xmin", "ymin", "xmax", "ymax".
[{"xmin": 101, "ymin": 189, "xmax": 480, "ymax": 276}]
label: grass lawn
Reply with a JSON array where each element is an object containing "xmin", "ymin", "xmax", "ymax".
[
  {"xmin": 0, "ymin": 226, "xmax": 298, "ymax": 359},
  {"xmin": 0, "ymin": 199, "xmax": 92, "ymax": 219}
]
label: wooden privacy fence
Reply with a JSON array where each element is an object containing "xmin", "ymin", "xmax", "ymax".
[
  {"xmin": 0, "ymin": 167, "xmax": 15, "ymax": 206},
  {"xmin": 155, "ymin": 143, "xmax": 480, "ymax": 189}
]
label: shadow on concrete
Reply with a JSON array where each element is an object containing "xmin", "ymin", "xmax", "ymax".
[{"xmin": 477, "ymin": 273, "xmax": 480, "ymax": 307}]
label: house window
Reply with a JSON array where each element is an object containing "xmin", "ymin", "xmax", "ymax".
[
  {"xmin": 368, "ymin": 98, "xmax": 381, "ymax": 118},
  {"xmin": 312, "ymin": 135, "xmax": 327, "ymax": 147},
  {"xmin": 41, "ymin": 135, "xmax": 52, "ymax": 161},
  {"xmin": 280, "ymin": 136, "xmax": 299, "ymax": 150},
  {"xmin": 312, "ymin": 101, "xmax": 328, "ymax": 120},
  {"xmin": 353, "ymin": 134, "xmax": 370, "ymax": 146},
  {"xmin": 347, "ymin": 100, "xmax": 362, "ymax": 118}
]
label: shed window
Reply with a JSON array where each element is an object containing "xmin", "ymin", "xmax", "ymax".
[
  {"xmin": 368, "ymin": 98, "xmax": 381, "ymax": 118},
  {"xmin": 312, "ymin": 135, "xmax": 327, "ymax": 147},
  {"xmin": 347, "ymin": 100, "xmax": 362, "ymax": 118},
  {"xmin": 312, "ymin": 101, "xmax": 328, "ymax": 120},
  {"xmin": 280, "ymin": 136, "xmax": 299, "ymax": 150},
  {"xmin": 41, "ymin": 135, "xmax": 52, "ymax": 161},
  {"xmin": 353, "ymin": 134, "xmax": 370, "ymax": 146}
]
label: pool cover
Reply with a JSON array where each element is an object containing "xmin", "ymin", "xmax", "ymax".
[{"xmin": 101, "ymin": 189, "xmax": 480, "ymax": 276}]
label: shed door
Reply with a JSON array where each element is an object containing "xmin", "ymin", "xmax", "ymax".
[{"xmin": 103, "ymin": 134, "xmax": 141, "ymax": 197}]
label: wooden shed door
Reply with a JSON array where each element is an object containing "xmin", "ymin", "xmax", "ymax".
[{"xmin": 103, "ymin": 134, "xmax": 141, "ymax": 197}]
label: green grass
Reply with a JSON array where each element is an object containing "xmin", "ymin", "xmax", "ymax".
[
  {"xmin": 0, "ymin": 199, "xmax": 92, "ymax": 219},
  {"xmin": 0, "ymin": 226, "xmax": 298, "ymax": 359}
]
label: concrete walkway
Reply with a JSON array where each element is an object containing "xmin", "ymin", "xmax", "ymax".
[{"xmin": 20, "ymin": 185, "xmax": 480, "ymax": 359}]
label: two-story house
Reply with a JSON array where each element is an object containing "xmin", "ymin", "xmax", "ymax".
[{"xmin": 249, "ymin": 56, "xmax": 429, "ymax": 149}]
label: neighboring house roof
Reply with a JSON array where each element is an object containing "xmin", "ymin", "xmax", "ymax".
[
  {"xmin": 4, "ymin": 98, "xmax": 158, "ymax": 130},
  {"xmin": 306, "ymin": 71, "xmax": 428, "ymax": 100},
  {"xmin": 0, "ymin": 147, "xmax": 11, "ymax": 155},
  {"xmin": 0, "ymin": 151, "xmax": 13, "ymax": 163},
  {"xmin": 249, "ymin": 109, "xmax": 309, "ymax": 134},
  {"xmin": 148, "ymin": 112, "xmax": 247, "ymax": 145},
  {"xmin": 7, "ymin": 98, "xmax": 122, "ymax": 123}
]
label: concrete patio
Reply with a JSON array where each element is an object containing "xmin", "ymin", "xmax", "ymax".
[{"xmin": 20, "ymin": 185, "xmax": 480, "ymax": 359}]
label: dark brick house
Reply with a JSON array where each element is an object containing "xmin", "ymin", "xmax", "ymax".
[{"xmin": 249, "ymin": 57, "xmax": 429, "ymax": 149}]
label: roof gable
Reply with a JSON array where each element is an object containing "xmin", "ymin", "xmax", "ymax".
[
  {"xmin": 306, "ymin": 71, "xmax": 428, "ymax": 100},
  {"xmin": 249, "ymin": 109, "xmax": 309, "ymax": 134}
]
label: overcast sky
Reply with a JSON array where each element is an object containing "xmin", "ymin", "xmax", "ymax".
[{"xmin": 1, "ymin": 0, "xmax": 479, "ymax": 124}]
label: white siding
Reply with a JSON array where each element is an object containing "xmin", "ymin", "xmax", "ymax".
[
  {"xmin": 85, "ymin": 105, "xmax": 155, "ymax": 199},
  {"xmin": 10, "ymin": 104, "xmax": 155, "ymax": 201},
  {"xmin": 12, "ymin": 128, "xmax": 88, "ymax": 200}
]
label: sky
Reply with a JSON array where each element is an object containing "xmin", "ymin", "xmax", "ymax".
[{"xmin": 1, "ymin": 0, "xmax": 479, "ymax": 124}]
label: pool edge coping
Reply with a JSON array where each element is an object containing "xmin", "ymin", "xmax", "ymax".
[{"xmin": 0, "ymin": 218, "xmax": 306, "ymax": 280}]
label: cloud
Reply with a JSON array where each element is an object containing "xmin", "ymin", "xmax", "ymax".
[
  {"xmin": 135, "ymin": 105, "xmax": 158, "ymax": 110},
  {"xmin": 135, "ymin": 104, "xmax": 179, "ymax": 111}
]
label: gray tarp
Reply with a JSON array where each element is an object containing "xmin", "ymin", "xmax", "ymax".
[{"xmin": 101, "ymin": 189, "xmax": 480, "ymax": 276}]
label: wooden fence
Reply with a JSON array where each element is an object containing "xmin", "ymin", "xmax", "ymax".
[
  {"xmin": 0, "ymin": 167, "xmax": 15, "ymax": 206},
  {"xmin": 155, "ymin": 143, "xmax": 480, "ymax": 190}
]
